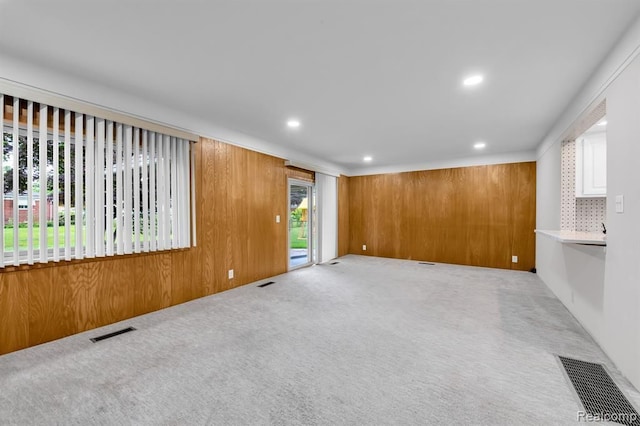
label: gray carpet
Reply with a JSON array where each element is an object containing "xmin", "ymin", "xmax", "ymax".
[{"xmin": 0, "ymin": 255, "xmax": 638, "ymax": 425}]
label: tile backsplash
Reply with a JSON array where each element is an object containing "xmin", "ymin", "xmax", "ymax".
[
  {"xmin": 561, "ymin": 140, "xmax": 576, "ymax": 231},
  {"xmin": 561, "ymin": 140, "xmax": 607, "ymax": 232},
  {"xmin": 576, "ymin": 198, "xmax": 606, "ymax": 232}
]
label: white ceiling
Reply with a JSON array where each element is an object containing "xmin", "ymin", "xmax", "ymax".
[{"xmin": 1, "ymin": 0, "xmax": 640, "ymax": 174}]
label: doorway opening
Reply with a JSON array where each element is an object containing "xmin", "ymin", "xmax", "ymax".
[{"xmin": 288, "ymin": 179, "xmax": 316, "ymax": 269}]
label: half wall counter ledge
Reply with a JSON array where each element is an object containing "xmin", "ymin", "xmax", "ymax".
[{"xmin": 535, "ymin": 229, "xmax": 607, "ymax": 246}]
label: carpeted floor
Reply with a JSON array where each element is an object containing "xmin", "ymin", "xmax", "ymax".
[{"xmin": 1, "ymin": 255, "xmax": 638, "ymax": 425}]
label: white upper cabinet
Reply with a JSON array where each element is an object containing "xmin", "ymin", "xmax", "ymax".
[{"xmin": 576, "ymin": 131, "xmax": 606, "ymax": 198}]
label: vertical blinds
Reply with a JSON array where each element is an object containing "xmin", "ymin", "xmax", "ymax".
[{"xmin": 0, "ymin": 93, "xmax": 193, "ymax": 267}]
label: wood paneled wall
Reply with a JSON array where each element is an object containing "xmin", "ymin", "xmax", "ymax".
[
  {"xmin": 347, "ymin": 162, "xmax": 536, "ymax": 271},
  {"xmin": 338, "ymin": 176, "xmax": 350, "ymax": 257},
  {"xmin": 0, "ymin": 144, "xmax": 535, "ymax": 355},
  {"xmin": 0, "ymin": 138, "xmax": 289, "ymax": 355}
]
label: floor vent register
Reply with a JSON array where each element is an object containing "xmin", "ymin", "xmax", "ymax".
[
  {"xmin": 558, "ymin": 356, "xmax": 640, "ymax": 426},
  {"xmin": 90, "ymin": 327, "xmax": 137, "ymax": 343}
]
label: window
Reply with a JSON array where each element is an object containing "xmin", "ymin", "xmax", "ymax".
[{"xmin": 1, "ymin": 93, "xmax": 194, "ymax": 267}]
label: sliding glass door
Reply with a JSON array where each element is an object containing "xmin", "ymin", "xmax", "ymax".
[{"xmin": 288, "ymin": 179, "xmax": 315, "ymax": 269}]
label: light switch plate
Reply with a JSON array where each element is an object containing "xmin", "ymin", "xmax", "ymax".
[
  {"xmin": 512, "ymin": 255, "xmax": 518, "ymax": 263},
  {"xmin": 276, "ymin": 215, "xmax": 280, "ymax": 223},
  {"xmin": 228, "ymin": 269, "xmax": 234, "ymax": 279},
  {"xmin": 615, "ymin": 195, "xmax": 624, "ymax": 213},
  {"xmin": 362, "ymin": 244, "xmax": 367, "ymax": 251}
]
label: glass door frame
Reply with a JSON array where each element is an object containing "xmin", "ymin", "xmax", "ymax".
[{"xmin": 288, "ymin": 178, "xmax": 315, "ymax": 270}]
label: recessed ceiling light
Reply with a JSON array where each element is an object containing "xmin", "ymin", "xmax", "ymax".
[
  {"xmin": 363, "ymin": 156, "xmax": 373, "ymax": 162},
  {"xmin": 597, "ymin": 120, "xmax": 607, "ymax": 126},
  {"xmin": 287, "ymin": 119, "xmax": 300, "ymax": 128},
  {"xmin": 463, "ymin": 75, "xmax": 484, "ymax": 87},
  {"xmin": 474, "ymin": 142, "xmax": 486, "ymax": 149}
]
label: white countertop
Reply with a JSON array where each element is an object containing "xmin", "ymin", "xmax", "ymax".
[{"xmin": 535, "ymin": 229, "xmax": 607, "ymax": 246}]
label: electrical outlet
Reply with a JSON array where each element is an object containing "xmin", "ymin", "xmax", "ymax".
[
  {"xmin": 511, "ymin": 255, "xmax": 518, "ymax": 263},
  {"xmin": 362, "ymin": 244, "xmax": 367, "ymax": 251},
  {"xmin": 276, "ymin": 215, "xmax": 280, "ymax": 223},
  {"xmin": 228, "ymin": 269, "xmax": 234, "ymax": 279}
]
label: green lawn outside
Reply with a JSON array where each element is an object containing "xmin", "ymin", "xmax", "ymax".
[
  {"xmin": 289, "ymin": 225, "xmax": 308, "ymax": 249},
  {"xmin": 3, "ymin": 225, "xmax": 151, "ymax": 251},
  {"xmin": 4, "ymin": 225, "xmax": 78, "ymax": 250}
]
